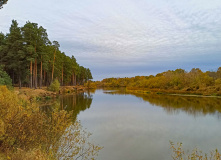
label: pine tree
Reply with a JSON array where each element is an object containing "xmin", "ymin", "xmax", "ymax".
[
  {"xmin": 22, "ymin": 22, "xmax": 38, "ymax": 88},
  {"xmin": 51, "ymin": 41, "xmax": 59, "ymax": 82},
  {"xmin": 0, "ymin": 20, "xmax": 93, "ymax": 88},
  {"xmin": 4, "ymin": 20, "xmax": 25, "ymax": 88}
]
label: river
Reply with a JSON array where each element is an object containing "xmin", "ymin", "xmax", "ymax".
[{"xmin": 43, "ymin": 88, "xmax": 221, "ymax": 160}]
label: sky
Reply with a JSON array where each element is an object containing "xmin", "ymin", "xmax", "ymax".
[{"xmin": 1, "ymin": 0, "xmax": 221, "ymax": 80}]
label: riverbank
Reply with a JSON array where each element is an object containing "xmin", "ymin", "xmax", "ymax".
[
  {"xmin": 125, "ymin": 87, "xmax": 221, "ymax": 98},
  {"xmin": 14, "ymin": 85, "xmax": 87, "ymax": 101}
]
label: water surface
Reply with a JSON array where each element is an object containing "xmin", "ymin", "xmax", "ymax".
[{"xmin": 53, "ymin": 89, "xmax": 221, "ymax": 159}]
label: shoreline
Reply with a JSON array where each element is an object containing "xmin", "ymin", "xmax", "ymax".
[
  {"xmin": 166, "ymin": 93, "xmax": 221, "ymax": 98},
  {"xmin": 125, "ymin": 88, "xmax": 221, "ymax": 98},
  {"xmin": 14, "ymin": 85, "xmax": 87, "ymax": 101},
  {"xmin": 14, "ymin": 86, "xmax": 221, "ymax": 100}
]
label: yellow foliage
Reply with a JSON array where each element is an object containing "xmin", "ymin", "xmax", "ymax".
[
  {"xmin": 0, "ymin": 86, "xmax": 102, "ymax": 159},
  {"xmin": 84, "ymin": 81, "xmax": 97, "ymax": 89},
  {"xmin": 215, "ymin": 78, "xmax": 221, "ymax": 86},
  {"xmin": 170, "ymin": 142, "xmax": 221, "ymax": 160},
  {"xmin": 98, "ymin": 68, "xmax": 221, "ymax": 96}
]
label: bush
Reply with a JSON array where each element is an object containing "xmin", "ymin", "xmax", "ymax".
[
  {"xmin": 0, "ymin": 86, "xmax": 102, "ymax": 159},
  {"xmin": 48, "ymin": 79, "xmax": 60, "ymax": 92},
  {"xmin": 0, "ymin": 86, "xmax": 71, "ymax": 153}
]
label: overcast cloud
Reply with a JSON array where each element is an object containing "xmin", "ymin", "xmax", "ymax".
[{"xmin": 1, "ymin": 0, "xmax": 221, "ymax": 80}]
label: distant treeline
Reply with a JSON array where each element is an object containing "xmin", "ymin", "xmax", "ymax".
[
  {"xmin": 0, "ymin": 20, "xmax": 92, "ymax": 88},
  {"xmin": 104, "ymin": 90, "xmax": 221, "ymax": 116},
  {"xmin": 98, "ymin": 68, "xmax": 221, "ymax": 94}
]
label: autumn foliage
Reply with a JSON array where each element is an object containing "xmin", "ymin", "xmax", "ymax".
[
  {"xmin": 170, "ymin": 142, "xmax": 221, "ymax": 160},
  {"xmin": 0, "ymin": 86, "xmax": 102, "ymax": 159},
  {"xmin": 98, "ymin": 68, "xmax": 221, "ymax": 95}
]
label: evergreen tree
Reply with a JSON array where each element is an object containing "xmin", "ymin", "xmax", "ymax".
[
  {"xmin": 0, "ymin": 65, "xmax": 12, "ymax": 87},
  {"xmin": 36, "ymin": 26, "xmax": 49, "ymax": 88},
  {"xmin": 3, "ymin": 20, "xmax": 25, "ymax": 88},
  {"xmin": 86, "ymin": 68, "xmax": 93, "ymax": 81},
  {"xmin": 51, "ymin": 41, "xmax": 60, "ymax": 82},
  {"xmin": 22, "ymin": 22, "xmax": 38, "ymax": 88},
  {"xmin": 0, "ymin": 20, "xmax": 93, "ymax": 88},
  {"xmin": 0, "ymin": 32, "xmax": 6, "ymax": 61}
]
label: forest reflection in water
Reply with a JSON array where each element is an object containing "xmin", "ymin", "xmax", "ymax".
[
  {"xmin": 39, "ymin": 91, "xmax": 103, "ymax": 159},
  {"xmin": 40, "ymin": 91, "xmax": 93, "ymax": 120},
  {"xmin": 103, "ymin": 89, "xmax": 221, "ymax": 118},
  {"xmin": 39, "ymin": 89, "xmax": 221, "ymax": 160},
  {"xmin": 41, "ymin": 88, "xmax": 221, "ymax": 120}
]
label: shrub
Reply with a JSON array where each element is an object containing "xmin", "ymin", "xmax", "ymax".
[
  {"xmin": 48, "ymin": 79, "xmax": 60, "ymax": 92},
  {"xmin": 0, "ymin": 86, "xmax": 71, "ymax": 153},
  {"xmin": 0, "ymin": 86, "xmax": 102, "ymax": 159}
]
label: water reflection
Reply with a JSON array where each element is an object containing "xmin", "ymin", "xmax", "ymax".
[
  {"xmin": 40, "ymin": 92, "xmax": 93, "ymax": 120},
  {"xmin": 104, "ymin": 90, "xmax": 221, "ymax": 117},
  {"xmin": 39, "ymin": 89, "xmax": 221, "ymax": 160},
  {"xmin": 40, "ymin": 89, "xmax": 221, "ymax": 118},
  {"xmin": 83, "ymin": 89, "xmax": 221, "ymax": 160},
  {"xmin": 61, "ymin": 92, "xmax": 93, "ymax": 120}
]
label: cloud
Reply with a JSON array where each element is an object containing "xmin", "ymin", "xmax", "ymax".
[{"xmin": 1, "ymin": 0, "xmax": 221, "ymax": 80}]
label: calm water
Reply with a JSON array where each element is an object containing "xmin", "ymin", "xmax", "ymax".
[{"xmin": 47, "ymin": 88, "xmax": 221, "ymax": 160}]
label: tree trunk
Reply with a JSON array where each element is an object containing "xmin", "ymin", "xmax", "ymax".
[
  {"xmin": 52, "ymin": 48, "xmax": 56, "ymax": 82},
  {"xmin": 61, "ymin": 64, "xmax": 63, "ymax": 86},
  {"xmin": 72, "ymin": 73, "xmax": 74, "ymax": 86},
  {"xmin": 34, "ymin": 43, "xmax": 37, "ymax": 89},
  {"xmin": 44, "ymin": 69, "xmax": 46, "ymax": 86},
  {"xmin": 33, "ymin": 60, "xmax": 35, "ymax": 88},
  {"xmin": 34, "ymin": 58, "xmax": 37, "ymax": 89},
  {"xmin": 19, "ymin": 74, "xmax": 22, "ymax": 89},
  {"xmin": 40, "ymin": 55, "xmax": 42, "ymax": 89},
  {"xmin": 74, "ymin": 73, "xmax": 77, "ymax": 86},
  {"xmin": 30, "ymin": 61, "xmax": 32, "ymax": 88}
]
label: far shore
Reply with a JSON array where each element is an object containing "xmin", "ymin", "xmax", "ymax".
[{"xmin": 125, "ymin": 88, "xmax": 221, "ymax": 98}]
